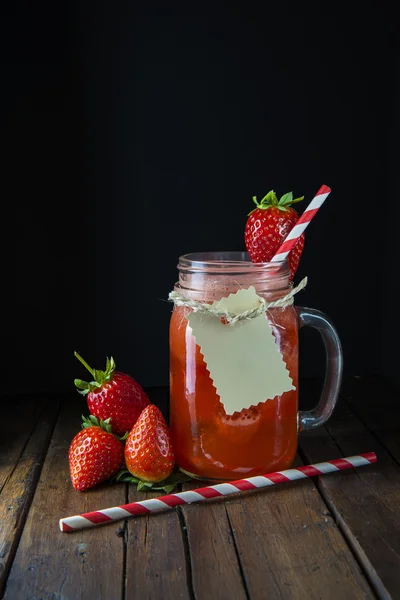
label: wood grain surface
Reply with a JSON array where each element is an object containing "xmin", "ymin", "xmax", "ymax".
[{"xmin": 1, "ymin": 378, "xmax": 399, "ymax": 599}]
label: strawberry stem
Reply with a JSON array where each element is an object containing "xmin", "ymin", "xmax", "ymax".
[
  {"xmin": 74, "ymin": 351, "xmax": 95, "ymax": 378},
  {"xmin": 74, "ymin": 352, "xmax": 116, "ymax": 395}
]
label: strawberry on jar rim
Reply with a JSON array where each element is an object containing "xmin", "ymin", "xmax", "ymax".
[
  {"xmin": 244, "ymin": 190, "xmax": 305, "ymax": 279},
  {"xmin": 74, "ymin": 352, "xmax": 150, "ymax": 436}
]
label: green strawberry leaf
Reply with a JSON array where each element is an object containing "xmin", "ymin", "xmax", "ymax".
[
  {"xmin": 93, "ymin": 369, "xmax": 106, "ymax": 385},
  {"xmin": 250, "ymin": 190, "xmax": 279, "ymax": 214},
  {"xmin": 262, "ymin": 190, "xmax": 278, "ymax": 206},
  {"xmin": 81, "ymin": 414, "xmax": 115, "ymax": 434},
  {"xmin": 137, "ymin": 481, "xmax": 149, "ymax": 491},
  {"xmin": 74, "ymin": 379, "xmax": 90, "ymax": 390},
  {"xmin": 119, "ymin": 476, "xmax": 138, "ymax": 483},
  {"xmin": 99, "ymin": 418, "xmax": 112, "ymax": 433},
  {"xmin": 74, "ymin": 379, "xmax": 90, "ymax": 396},
  {"xmin": 81, "ymin": 415, "xmax": 92, "ymax": 429},
  {"xmin": 112, "ymin": 468, "xmax": 193, "ymax": 493},
  {"xmin": 279, "ymin": 192, "xmax": 293, "ymax": 206},
  {"xmin": 78, "ymin": 379, "xmax": 102, "ymax": 392},
  {"xmin": 114, "ymin": 468, "xmax": 130, "ymax": 479},
  {"xmin": 159, "ymin": 484, "xmax": 176, "ymax": 494},
  {"xmin": 249, "ymin": 188, "xmax": 305, "ymax": 217},
  {"xmin": 103, "ymin": 356, "xmax": 116, "ymax": 380},
  {"xmin": 290, "ymin": 195, "xmax": 305, "ymax": 204},
  {"xmin": 114, "ymin": 469, "xmax": 140, "ymax": 483},
  {"xmin": 74, "ymin": 352, "xmax": 116, "ymax": 392},
  {"xmin": 105, "ymin": 357, "xmax": 111, "ymax": 373}
]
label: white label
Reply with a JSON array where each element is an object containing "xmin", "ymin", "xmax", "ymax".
[{"xmin": 187, "ymin": 286, "xmax": 295, "ymax": 415}]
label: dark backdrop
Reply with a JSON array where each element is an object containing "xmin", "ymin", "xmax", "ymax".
[{"xmin": 2, "ymin": 1, "xmax": 399, "ymax": 395}]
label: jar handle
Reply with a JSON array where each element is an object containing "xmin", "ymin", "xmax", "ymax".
[{"xmin": 296, "ymin": 307, "xmax": 343, "ymax": 431}]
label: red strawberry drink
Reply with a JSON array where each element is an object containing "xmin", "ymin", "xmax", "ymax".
[
  {"xmin": 170, "ymin": 187, "xmax": 341, "ymax": 481},
  {"xmin": 170, "ymin": 252, "xmax": 299, "ymax": 481}
]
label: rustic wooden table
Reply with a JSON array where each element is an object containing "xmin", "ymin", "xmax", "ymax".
[{"xmin": 1, "ymin": 377, "xmax": 399, "ymax": 600}]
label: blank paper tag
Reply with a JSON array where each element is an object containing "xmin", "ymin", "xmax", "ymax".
[{"xmin": 187, "ymin": 286, "xmax": 295, "ymax": 415}]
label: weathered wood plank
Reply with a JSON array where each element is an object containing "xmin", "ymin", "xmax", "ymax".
[
  {"xmin": 0, "ymin": 395, "xmax": 60, "ymax": 597},
  {"xmin": 299, "ymin": 380, "xmax": 400, "ymax": 600},
  {"xmin": 224, "ymin": 458, "xmax": 373, "ymax": 599},
  {"xmin": 4, "ymin": 382, "xmax": 393, "ymax": 599},
  {"xmin": 343, "ymin": 376, "xmax": 400, "ymax": 465},
  {"xmin": 125, "ymin": 486, "xmax": 191, "ymax": 600},
  {"xmin": 0, "ymin": 395, "xmax": 46, "ymax": 492},
  {"xmin": 180, "ymin": 479, "xmax": 248, "ymax": 600},
  {"xmin": 150, "ymin": 385, "xmax": 372, "ymax": 599},
  {"xmin": 3, "ymin": 395, "xmax": 126, "ymax": 600},
  {"xmin": 124, "ymin": 383, "xmax": 190, "ymax": 599}
]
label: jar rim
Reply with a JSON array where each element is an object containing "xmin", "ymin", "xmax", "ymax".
[{"xmin": 178, "ymin": 251, "xmax": 290, "ymax": 277}]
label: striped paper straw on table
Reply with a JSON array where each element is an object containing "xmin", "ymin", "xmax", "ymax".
[
  {"xmin": 60, "ymin": 452, "xmax": 376, "ymax": 532},
  {"xmin": 271, "ymin": 184, "xmax": 332, "ymax": 262}
]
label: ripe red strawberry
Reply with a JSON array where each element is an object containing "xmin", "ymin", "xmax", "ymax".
[
  {"xmin": 124, "ymin": 405, "xmax": 175, "ymax": 483},
  {"xmin": 68, "ymin": 416, "xmax": 124, "ymax": 491},
  {"xmin": 244, "ymin": 190, "xmax": 305, "ymax": 279},
  {"xmin": 74, "ymin": 352, "xmax": 150, "ymax": 436}
]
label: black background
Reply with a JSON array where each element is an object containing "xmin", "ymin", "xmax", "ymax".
[{"xmin": 2, "ymin": 1, "xmax": 399, "ymax": 397}]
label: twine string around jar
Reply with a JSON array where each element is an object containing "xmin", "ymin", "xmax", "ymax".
[{"xmin": 168, "ymin": 277, "xmax": 308, "ymax": 326}]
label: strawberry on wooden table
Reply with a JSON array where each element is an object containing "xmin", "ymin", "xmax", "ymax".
[
  {"xmin": 68, "ymin": 416, "xmax": 124, "ymax": 492},
  {"xmin": 124, "ymin": 404, "xmax": 175, "ymax": 485},
  {"xmin": 244, "ymin": 189, "xmax": 305, "ymax": 279},
  {"xmin": 74, "ymin": 351, "xmax": 150, "ymax": 436}
]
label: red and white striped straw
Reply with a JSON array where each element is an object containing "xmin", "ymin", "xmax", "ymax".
[
  {"xmin": 60, "ymin": 452, "xmax": 376, "ymax": 532},
  {"xmin": 271, "ymin": 184, "xmax": 332, "ymax": 262}
]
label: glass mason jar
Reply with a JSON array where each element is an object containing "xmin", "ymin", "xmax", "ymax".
[{"xmin": 169, "ymin": 252, "xmax": 342, "ymax": 481}]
